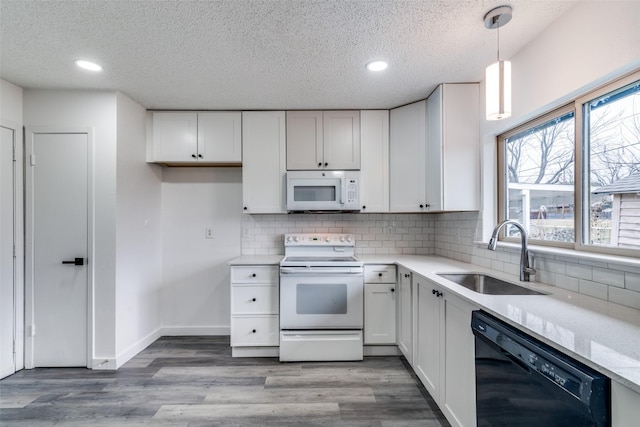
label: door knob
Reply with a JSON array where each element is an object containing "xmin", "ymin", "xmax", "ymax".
[{"xmin": 62, "ymin": 257, "xmax": 84, "ymax": 266}]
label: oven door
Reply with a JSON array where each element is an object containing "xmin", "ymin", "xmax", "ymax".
[{"xmin": 280, "ymin": 267, "xmax": 364, "ymax": 330}]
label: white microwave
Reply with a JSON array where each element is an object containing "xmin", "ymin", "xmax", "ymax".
[{"xmin": 286, "ymin": 170, "xmax": 360, "ymax": 212}]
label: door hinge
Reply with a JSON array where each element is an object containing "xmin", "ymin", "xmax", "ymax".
[{"xmin": 12, "ymin": 144, "xmax": 16, "ymax": 161}]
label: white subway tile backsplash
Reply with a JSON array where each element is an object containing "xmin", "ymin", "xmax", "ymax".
[
  {"xmin": 592, "ymin": 268, "xmax": 625, "ymax": 288},
  {"xmin": 566, "ymin": 263, "xmax": 593, "ymax": 281},
  {"xmin": 608, "ymin": 287, "xmax": 640, "ymax": 311},
  {"xmin": 241, "ymin": 211, "xmax": 640, "ymax": 307}
]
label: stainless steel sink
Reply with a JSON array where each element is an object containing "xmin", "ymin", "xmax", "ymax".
[{"xmin": 437, "ymin": 273, "xmax": 547, "ymax": 295}]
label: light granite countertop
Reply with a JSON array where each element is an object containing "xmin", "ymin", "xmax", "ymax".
[{"xmin": 228, "ymin": 254, "xmax": 640, "ymax": 393}]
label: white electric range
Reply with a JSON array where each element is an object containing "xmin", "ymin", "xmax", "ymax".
[{"xmin": 279, "ymin": 233, "xmax": 364, "ymax": 362}]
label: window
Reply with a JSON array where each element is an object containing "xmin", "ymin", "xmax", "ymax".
[
  {"xmin": 498, "ymin": 71, "xmax": 640, "ymax": 255},
  {"xmin": 581, "ymin": 78, "xmax": 640, "ymax": 251}
]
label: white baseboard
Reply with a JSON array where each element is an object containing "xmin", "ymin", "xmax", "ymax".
[
  {"xmin": 93, "ymin": 327, "xmax": 163, "ymax": 370},
  {"xmin": 363, "ymin": 345, "xmax": 401, "ymax": 356},
  {"xmin": 161, "ymin": 325, "xmax": 230, "ymax": 336}
]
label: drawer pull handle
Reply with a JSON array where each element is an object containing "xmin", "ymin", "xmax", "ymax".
[
  {"xmin": 404, "ymin": 273, "xmax": 410, "ymax": 278},
  {"xmin": 251, "ymin": 273, "xmax": 256, "ymax": 277}
]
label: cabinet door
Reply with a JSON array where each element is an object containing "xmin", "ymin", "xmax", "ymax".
[
  {"xmin": 426, "ymin": 86, "xmax": 443, "ymax": 211},
  {"xmin": 442, "ymin": 83, "xmax": 480, "ymax": 211},
  {"xmin": 197, "ymin": 112, "xmax": 242, "ymax": 163},
  {"xmin": 323, "ymin": 111, "xmax": 360, "ymax": 170},
  {"xmin": 397, "ymin": 267, "xmax": 413, "ymax": 363},
  {"xmin": 242, "ymin": 111, "xmax": 286, "ymax": 213},
  {"xmin": 414, "ymin": 276, "xmax": 442, "ymax": 400},
  {"xmin": 360, "ymin": 110, "xmax": 389, "ymax": 212},
  {"xmin": 364, "ymin": 283, "xmax": 396, "ymax": 344},
  {"xmin": 442, "ymin": 293, "xmax": 477, "ymax": 427},
  {"xmin": 151, "ymin": 112, "xmax": 198, "ymax": 162},
  {"xmin": 390, "ymin": 100, "xmax": 427, "ymax": 212},
  {"xmin": 286, "ymin": 111, "xmax": 323, "ymax": 170}
]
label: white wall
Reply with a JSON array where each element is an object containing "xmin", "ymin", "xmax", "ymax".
[
  {"xmin": 23, "ymin": 90, "xmax": 118, "ymax": 363},
  {"xmin": 1, "ymin": 79, "xmax": 24, "ymax": 372},
  {"xmin": 161, "ymin": 167, "xmax": 242, "ymax": 334},
  {"xmin": 115, "ymin": 92, "xmax": 163, "ymax": 365}
]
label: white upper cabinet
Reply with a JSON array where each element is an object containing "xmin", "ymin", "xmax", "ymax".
[
  {"xmin": 389, "ymin": 84, "xmax": 480, "ymax": 212},
  {"xmin": 426, "ymin": 84, "xmax": 480, "ymax": 211},
  {"xmin": 242, "ymin": 111, "xmax": 287, "ymax": 214},
  {"xmin": 148, "ymin": 111, "xmax": 241, "ymax": 165},
  {"xmin": 360, "ymin": 110, "xmax": 390, "ymax": 212},
  {"xmin": 389, "ymin": 100, "xmax": 427, "ymax": 212},
  {"xmin": 286, "ymin": 110, "xmax": 360, "ymax": 170},
  {"xmin": 198, "ymin": 112, "xmax": 242, "ymax": 163}
]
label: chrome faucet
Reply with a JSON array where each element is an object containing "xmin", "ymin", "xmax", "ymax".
[{"xmin": 488, "ymin": 220, "xmax": 536, "ymax": 281}]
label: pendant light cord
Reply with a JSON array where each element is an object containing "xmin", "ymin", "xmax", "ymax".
[{"xmin": 496, "ymin": 21, "xmax": 500, "ymax": 62}]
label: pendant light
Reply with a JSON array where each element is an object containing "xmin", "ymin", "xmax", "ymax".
[{"xmin": 484, "ymin": 5, "xmax": 512, "ymax": 120}]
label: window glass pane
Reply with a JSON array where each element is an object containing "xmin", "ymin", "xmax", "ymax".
[
  {"xmin": 504, "ymin": 111, "xmax": 575, "ymax": 242},
  {"xmin": 584, "ymin": 80, "xmax": 640, "ymax": 249}
]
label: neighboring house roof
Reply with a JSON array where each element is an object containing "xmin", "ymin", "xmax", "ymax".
[{"xmin": 593, "ymin": 174, "xmax": 640, "ymax": 194}]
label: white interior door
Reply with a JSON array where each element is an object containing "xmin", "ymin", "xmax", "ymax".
[
  {"xmin": 0, "ymin": 126, "xmax": 16, "ymax": 378},
  {"xmin": 28, "ymin": 132, "xmax": 88, "ymax": 367}
]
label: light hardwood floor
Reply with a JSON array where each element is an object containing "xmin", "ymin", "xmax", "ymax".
[{"xmin": 0, "ymin": 336, "xmax": 451, "ymax": 426}]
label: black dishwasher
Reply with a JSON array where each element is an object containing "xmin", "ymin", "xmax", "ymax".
[{"xmin": 471, "ymin": 311, "xmax": 610, "ymax": 427}]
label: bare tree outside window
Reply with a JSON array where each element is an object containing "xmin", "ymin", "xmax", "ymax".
[
  {"xmin": 504, "ymin": 111, "xmax": 575, "ymax": 242},
  {"xmin": 585, "ymin": 81, "xmax": 640, "ymax": 249}
]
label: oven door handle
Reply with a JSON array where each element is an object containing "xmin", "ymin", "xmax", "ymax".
[{"xmin": 280, "ymin": 267, "xmax": 363, "ymax": 275}]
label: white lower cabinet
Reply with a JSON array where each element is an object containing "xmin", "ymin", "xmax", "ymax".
[
  {"xmin": 230, "ymin": 265, "xmax": 279, "ymax": 351},
  {"xmin": 396, "ymin": 266, "xmax": 413, "ymax": 363},
  {"xmin": 414, "ymin": 274, "xmax": 477, "ymax": 427},
  {"xmin": 364, "ymin": 265, "xmax": 396, "ymax": 344}
]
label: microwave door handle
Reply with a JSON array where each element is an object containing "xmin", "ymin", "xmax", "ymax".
[{"xmin": 340, "ymin": 177, "xmax": 346, "ymax": 205}]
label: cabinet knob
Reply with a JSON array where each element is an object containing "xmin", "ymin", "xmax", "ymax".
[
  {"xmin": 419, "ymin": 204, "xmax": 424, "ymax": 208},
  {"xmin": 198, "ymin": 154, "xmax": 203, "ymax": 158},
  {"xmin": 391, "ymin": 288, "xmax": 395, "ymax": 292},
  {"xmin": 378, "ymin": 273, "xmax": 383, "ymax": 277},
  {"xmin": 362, "ymin": 205, "xmax": 366, "ymax": 210},
  {"xmin": 243, "ymin": 207, "xmax": 248, "ymax": 210},
  {"xmin": 404, "ymin": 274, "xmax": 410, "ymax": 278},
  {"xmin": 318, "ymin": 162, "xmax": 322, "ymax": 167},
  {"xmin": 425, "ymin": 204, "xmax": 430, "ymax": 208},
  {"xmin": 251, "ymin": 273, "xmax": 256, "ymax": 277},
  {"xmin": 252, "ymin": 329, "xmax": 256, "ymax": 333},
  {"xmin": 251, "ymin": 298, "xmax": 256, "ymax": 302},
  {"xmin": 191, "ymin": 154, "xmax": 197, "ymax": 158},
  {"xmin": 324, "ymin": 162, "xmax": 328, "ymax": 167}
]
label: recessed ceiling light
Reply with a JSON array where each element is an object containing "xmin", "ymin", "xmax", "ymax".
[
  {"xmin": 74, "ymin": 59, "xmax": 103, "ymax": 72},
  {"xmin": 366, "ymin": 60, "xmax": 388, "ymax": 72}
]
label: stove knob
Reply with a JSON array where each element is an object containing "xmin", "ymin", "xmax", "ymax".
[
  {"xmin": 293, "ymin": 236, "xmax": 299, "ymax": 242},
  {"xmin": 325, "ymin": 236, "xmax": 331, "ymax": 243},
  {"xmin": 346, "ymin": 235, "xmax": 352, "ymax": 242},
  {"xmin": 339, "ymin": 236, "xmax": 345, "ymax": 242},
  {"xmin": 286, "ymin": 236, "xmax": 292, "ymax": 243}
]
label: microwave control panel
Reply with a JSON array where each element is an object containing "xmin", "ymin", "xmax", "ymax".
[{"xmin": 346, "ymin": 179, "xmax": 358, "ymax": 204}]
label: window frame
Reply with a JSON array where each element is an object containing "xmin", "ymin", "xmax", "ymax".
[{"xmin": 497, "ymin": 69, "xmax": 640, "ymax": 257}]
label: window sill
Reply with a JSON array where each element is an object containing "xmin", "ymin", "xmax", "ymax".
[{"xmin": 474, "ymin": 240, "xmax": 640, "ymax": 270}]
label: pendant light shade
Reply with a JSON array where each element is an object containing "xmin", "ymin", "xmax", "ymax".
[
  {"xmin": 484, "ymin": 5, "xmax": 513, "ymax": 121},
  {"xmin": 486, "ymin": 60, "xmax": 511, "ymax": 120}
]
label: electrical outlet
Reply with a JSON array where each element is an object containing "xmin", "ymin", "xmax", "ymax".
[
  {"xmin": 205, "ymin": 227, "xmax": 214, "ymax": 239},
  {"xmin": 243, "ymin": 227, "xmax": 250, "ymax": 237}
]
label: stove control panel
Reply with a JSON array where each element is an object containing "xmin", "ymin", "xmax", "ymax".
[{"xmin": 285, "ymin": 233, "xmax": 355, "ymax": 246}]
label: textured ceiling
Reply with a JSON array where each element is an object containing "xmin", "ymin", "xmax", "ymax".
[{"xmin": 0, "ymin": 0, "xmax": 578, "ymax": 110}]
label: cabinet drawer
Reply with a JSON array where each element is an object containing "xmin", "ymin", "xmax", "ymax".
[
  {"xmin": 364, "ymin": 265, "xmax": 397, "ymax": 283},
  {"xmin": 231, "ymin": 316, "xmax": 279, "ymax": 346},
  {"xmin": 231, "ymin": 285, "xmax": 278, "ymax": 314},
  {"xmin": 231, "ymin": 266, "xmax": 278, "ymax": 284}
]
